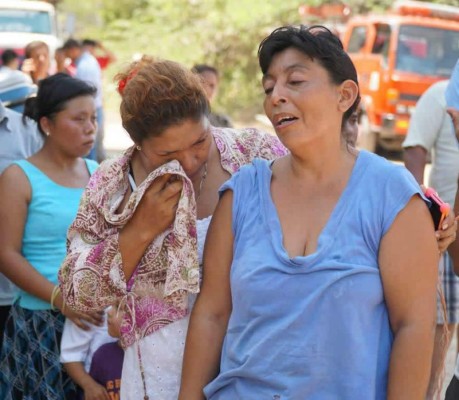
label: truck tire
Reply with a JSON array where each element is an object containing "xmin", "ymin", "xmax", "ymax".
[{"xmin": 358, "ymin": 112, "xmax": 379, "ymax": 153}]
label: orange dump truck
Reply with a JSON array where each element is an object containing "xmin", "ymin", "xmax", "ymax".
[{"xmin": 339, "ymin": 1, "xmax": 459, "ymax": 152}]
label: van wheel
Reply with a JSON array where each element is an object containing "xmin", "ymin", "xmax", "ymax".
[{"xmin": 358, "ymin": 112, "xmax": 379, "ymax": 153}]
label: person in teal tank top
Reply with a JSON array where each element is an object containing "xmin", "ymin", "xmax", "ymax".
[
  {"xmin": 180, "ymin": 26, "xmax": 439, "ymax": 399},
  {"xmin": 0, "ymin": 73, "xmax": 103, "ymax": 400}
]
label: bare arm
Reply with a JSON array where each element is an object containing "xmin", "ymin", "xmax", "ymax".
[
  {"xmin": 0, "ymin": 166, "xmax": 102, "ymax": 329},
  {"xmin": 447, "ymin": 108, "xmax": 459, "ymax": 142},
  {"xmin": 446, "ymin": 109, "xmax": 459, "ymax": 273},
  {"xmin": 380, "ymin": 195, "xmax": 438, "ymax": 399},
  {"xmin": 64, "ymin": 362, "xmax": 110, "ymax": 400},
  {"xmin": 403, "ymin": 146, "xmax": 427, "ymax": 185},
  {"xmin": 0, "ymin": 165, "xmax": 57, "ymax": 302},
  {"xmin": 179, "ymin": 190, "xmax": 234, "ymax": 399},
  {"xmin": 97, "ymin": 42, "xmax": 117, "ymax": 64}
]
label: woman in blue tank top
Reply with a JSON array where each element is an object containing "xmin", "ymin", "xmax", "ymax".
[
  {"xmin": 0, "ymin": 73, "xmax": 102, "ymax": 399},
  {"xmin": 180, "ymin": 26, "xmax": 439, "ymax": 399}
]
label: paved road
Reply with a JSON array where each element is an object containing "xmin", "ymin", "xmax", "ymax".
[
  {"xmin": 104, "ymin": 111, "xmax": 133, "ymax": 156},
  {"xmin": 103, "ymin": 112, "xmax": 455, "ymax": 396}
]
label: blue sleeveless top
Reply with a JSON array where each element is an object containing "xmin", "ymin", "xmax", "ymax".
[
  {"xmin": 14, "ymin": 159, "xmax": 98, "ymax": 310},
  {"xmin": 204, "ymin": 151, "xmax": 423, "ymax": 400}
]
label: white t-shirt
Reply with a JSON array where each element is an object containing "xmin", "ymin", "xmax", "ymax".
[
  {"xmin": 75, "ymin": 51, "xmax": 103, "ymax": 108},
  {"xmin": 403, "ymin": 80, "xmax": 459, "ymax": 205},
  {"xmin": 60, "ymin": 314, "xmax": 116, "ymax": 372}
]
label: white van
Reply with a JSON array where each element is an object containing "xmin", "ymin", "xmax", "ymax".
[{"xmin": 0, "ymin": 0, "xmax": 60, "ymax": 58}]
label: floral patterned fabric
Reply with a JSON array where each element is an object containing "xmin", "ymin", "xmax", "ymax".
[{"xmin": 58, "ymin": 127, "xmax": 287, "ymax": 349}]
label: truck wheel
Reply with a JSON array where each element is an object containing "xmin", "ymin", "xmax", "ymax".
[{"xmin": 358, "ymin": 112, "xmax": 378, "ymax": 153}]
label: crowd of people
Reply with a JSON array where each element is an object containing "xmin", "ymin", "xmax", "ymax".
[
  {"xmin": 0, "ymin": 23, "xmax": 459, "ymax": 400},
  {"xmin": 0, "ymin": 37, "xmax": 115, "ymax": 163}
]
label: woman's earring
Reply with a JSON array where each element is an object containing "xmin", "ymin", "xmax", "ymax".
[{"xmin": 136, "ymin": 145, "xmax": 141, "ymax": 151}]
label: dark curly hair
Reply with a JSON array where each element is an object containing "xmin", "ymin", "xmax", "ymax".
[
  {"xmin": 258, "ymin": 25, "xmax": 360, "ymax": 126},
  {"xmin": 115, "ymin": 56, "xmax": 210, "ymax": 144}
]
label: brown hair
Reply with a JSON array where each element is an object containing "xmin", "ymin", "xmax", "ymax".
[
  {"xmin": 24, "ymin": 41, "xmax": 49, "ymax": 58},
  {"xmin": 115, "ymin": 55, "xmax": 210, "ymax": 144}
]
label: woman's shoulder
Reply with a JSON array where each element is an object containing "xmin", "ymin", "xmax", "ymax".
[
  {"xmin": 219, "ymin": 158, "xmax": 272, "ymax": 195},
  {"xmin": 0, "ymin": 161, "xmax": 32, "ymax": 203},
  {"xmin": 212, "ymin": 126, "xmax": 287, "ymax": 172},
  {"xmin": 360, "ymin": 150, "xmax": 415, "ymax": 185},
  {"xmin": 224, "ymin": 126, "xmax": 287, "ymax": 156},
  {"xmin": 84, "ymin": 158, "xmax": 99, "ymax": 174},
  {"xmin": 359, "ymin": 150, "xmax": 422, "ymax": 211},
  {"xmin": 6, "ymin": 158, "xmax": 39, "ymax": 182},
  {"xmin": 349, "ymin": 151, "xmax": 424, "ymax": 239},
  {"xmin": 85, "ymin": 148, "xmax": 132, "ymax": 192},
  {"xmin": 1, "ymin": 160, "xmax": 30, "ymax": 184}
]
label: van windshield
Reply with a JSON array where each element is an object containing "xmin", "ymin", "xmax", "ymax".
[
  {"xmin": 0, "ymin": 9, "xmax": 51, "ymax": 34},
  {"xmin": 396, "ymin": 25, "xmax": 459, "ymax": 77}
]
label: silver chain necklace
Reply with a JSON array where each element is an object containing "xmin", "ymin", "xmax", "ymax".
[{"xmin": 196, "ymin": 162, "xmax": 208, "ymax": 201}]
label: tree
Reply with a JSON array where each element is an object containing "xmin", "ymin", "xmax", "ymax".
[{"xmin": 58, "ymin": 0, "xmax": 459, "ymax": 119}]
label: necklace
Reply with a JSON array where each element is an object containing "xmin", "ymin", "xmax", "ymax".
[{"xmin": 196, "ymin": 162, "xmax": 208, "ymax": 201}]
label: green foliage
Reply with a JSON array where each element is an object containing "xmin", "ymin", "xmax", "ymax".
[
  {"xmin": 100, "ymin": 0, "xmax": 150, "ymax": 22},
  {"xmin": 57, "ymin": 0, "xmax": 459, "ymax": 120}
]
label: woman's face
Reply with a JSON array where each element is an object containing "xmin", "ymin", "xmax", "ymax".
[
  {"xmin": 262, "ymin": 47, "xmax": 344, "ymax": 148},
  {"xmin": 30, "ymin": 46, "xmax": 50, "ymax": 74},
  {"xmin": 43, "ymin": 95, "xmax": 97, "ymax": 157},
  {"xmin": 199, "ymin": 71, "xmax": 219, "ymax": 102},
  {"xmin": 138, "ymin": 116, "xmax": 212, "ymax": 179}
]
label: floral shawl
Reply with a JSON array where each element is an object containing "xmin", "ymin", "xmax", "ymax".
[{"xmin": 58, "ymin": 127, "xmax": 287, "ymax": 348}]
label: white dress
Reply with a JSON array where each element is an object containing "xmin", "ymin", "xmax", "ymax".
[{"xmin": 120, "ymin": 216, "xmax": 212, "ymax": 400}]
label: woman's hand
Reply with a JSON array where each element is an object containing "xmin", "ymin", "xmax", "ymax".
[
  {"xmin": 64, "ymin": 361, "xmax": 110, "ymax": 400},
  {"xmin": 128, "ymin": 173, "xmax": 183, "ymax": 243},
  {"xmin": 119, "ymin": 173, "xmax": 183, "ymax": 281},
  {"xmin": 56, "ymin": 293, "xmax": 104, "ymax": 330},
  {"xmin": 63, "ymin": 308, "xmax": 104, "ymax": 331},
  {"xmin": 83, "ymin": 380, "xmax": 110, "ymax": 400},
  {"xmin": 436, "ymin": 211, "xmax": 459, "ymax": 253},
  {"xmin": 107, "ymin": 305, "xmax": 123, "ymax": 338},
  {"xmin": 20, "ymin": 58, "xmax": 36, "ymax": 74},
  {"xmin": 420, "ymin": 185, "xmax": 458, "ymax": 253}
]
